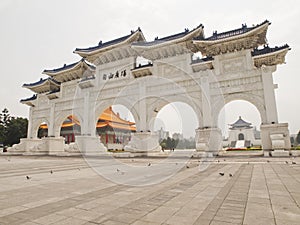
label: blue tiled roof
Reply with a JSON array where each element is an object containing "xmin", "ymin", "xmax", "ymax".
[
  {"xmin": 43, "ymin": 58, "xmax": 95, "ymax": 74},
  {"xmin": 194, "ymin": 20, "xmax": 270, "ymax": 41},
  {"xmin": 133, "ymin": 25, "xmax": 203, "ymax": 47},
  {"xmin": 251, "ymin": 44, "xmax": 290, "ymax": 57},
  {"xmin": 23, "ymin": 78, "xmax": 60, "ymax": 87},
  {"xmin": 20, "ymin": 95, "xmax": 37, "ymax": 102},
  {"xmin": 74, "ymin": 29, "xmax": 142, "ymax": 53},
  {"xmin": 230, "ymin": 116, "xmax": 252, "ymax": 128}
]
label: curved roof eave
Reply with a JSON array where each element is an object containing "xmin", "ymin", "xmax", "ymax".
[
  {"xmin": 132, "ymin": 25, "xmax": 204, "ymax": 49},
  {"xmin": 43, "ymin": 59, "xmax": 95, "ymax": 76},
  {"xmin": 73, "ymin": 30, "xmax": 145, "ymax": 57},
  {"xmin": 193, "ymin": 21, "xmax": 269, "ymax": 45}
]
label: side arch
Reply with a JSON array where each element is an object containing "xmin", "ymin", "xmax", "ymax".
[
  {"xmin": 31, "ymin": 117, "xmax": 50, "ymax": 139},
  {"xmin": 213, "ymin": 93, "xmax": 267, "ymax": 127},
  {"xmin": 53, "ymin": 111, "xmax": 83, "ymax": 138}
]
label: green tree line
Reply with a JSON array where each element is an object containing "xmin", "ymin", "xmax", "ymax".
[{"xmin": 0, "ymin": 108, "xmax": 28, "ymax": 147}]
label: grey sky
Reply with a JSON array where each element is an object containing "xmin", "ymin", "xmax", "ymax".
[{"xmin": 0, "ymin": 0, "xmax": 299, "ymax": 138}]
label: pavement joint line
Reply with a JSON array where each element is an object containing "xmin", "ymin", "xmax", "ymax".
[
  {"xmin": 192, "ymin": 164, "xmax": 247, "ymax": 224},
  {"xmin": 91, "ymin": 164, "xmax": 224, "ymax": 224},
  {"xmin": 271, "ymin": 164, "xmax": 300, "ymax": 208},
  {"xmin": 262, "ymin": 164, "xmax": 278, "ymax": 225}
]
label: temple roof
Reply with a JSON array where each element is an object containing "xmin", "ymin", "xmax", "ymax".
[
  {"xmin": 98, "ymin": 106, "xmax": 135, "ymax": 126},
  {"xmin": 39, "ymin": 107, "xmax": 136, "ymax": 131},
  {"xmin": 43, "ymin": 58, "xmax": 95, "ymax": 83},
  {"xmin": 73, "ymin": 29, "xmax": 145, "ymax": 57},
  {"xmin": 229, "ymin": 116, "xmax": 252, "ymax": 130},
  {"xmin": 22, "ymin": 78, "xmax": 60, "ymax": 94},
  {"xmin": 193, "ymin": 20, "xmax": 270, "ymax": 56},
  {"xmin": 132, "ymin": 24, "xmax": 204, "ymax": 48}
]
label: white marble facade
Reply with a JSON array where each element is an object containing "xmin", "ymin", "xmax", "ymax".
[{"xmin": 10, "ymin": 20, "xmax": 291, "ymax": 156}]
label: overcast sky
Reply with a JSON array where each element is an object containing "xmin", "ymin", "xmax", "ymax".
[{"xmin": 0, "ymin": 0, "xmax": 299, "ymax": 138}]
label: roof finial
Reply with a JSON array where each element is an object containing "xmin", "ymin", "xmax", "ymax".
[{"xmin": 137, "ymin": 27, "xmax": 141, "ymax": 32}]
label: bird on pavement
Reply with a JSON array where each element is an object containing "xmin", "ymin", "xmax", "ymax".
[
  {"xmin": 26, "ymin": 176, "xmax": 31, "ymax": 180},
  {"xmin": 148, "ymin": 162, "xmax": 151, "ymax": 166},
  {"xmin": 50, "ymin": 170, "xmax": 53, "ymax": 174},
  {"xmin": 229, "ymin": 173, "xmax": 233, "ymax": 177},
  {"xmin": 292, "ymin": 161, "xmax": 296, "ymax": 164},
  {"xmin": 285, "ymin": 161, "xmax": 289, "ymax": 164},
  {"xmin": 219, "ymin": 172, "xmax": 224, "ymax": 176}
]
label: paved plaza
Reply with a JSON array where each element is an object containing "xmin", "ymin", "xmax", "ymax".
[{"xmin": 0, "ymin": 154, "xmax": 299, "ymax": 225}]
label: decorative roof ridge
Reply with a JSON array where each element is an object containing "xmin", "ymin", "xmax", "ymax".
[
  {"xmin": 23, "ymin": 78, "xmax": 60, "ymax": 88},
  {"xmin": 20, "ymin": 94, "xmax": 37, "ymax": 102},
  {"xmin": 132, "ymin": 24, "xmax": 204, "ymax": 47},
  {"xmin": 43, "ymin": 58, "xmax": 95, "ymax": 74},
  {"xmin": 195, "ymin": 20, "xmax": 270, "ymax": 41},
  {"xmin": 251, "ymin": 44, "xmax": 290, "ymax": 57},
  {"xmin": 229, "ymin": 116, "xmax": 252, "ymax": 127},
  {"xmin": 74, "ymin": 28, "xmax": 144, "ymax": 53}
]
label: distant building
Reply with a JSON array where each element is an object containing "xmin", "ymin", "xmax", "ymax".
[
  {"xmin": 172, "ymin": 133, "xmax": 183, "ymax": 140},
  {"xmin": 225, "ymin": 116, "xmax": 261, "ymax": 148},
  {"xmin": 155, "ymin": 127, "xmax": 169, "ymax": 142}
]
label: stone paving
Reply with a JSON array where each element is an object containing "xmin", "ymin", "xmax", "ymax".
[{"xmin": 0, "ymin": 154, "xmax": 299, "ymax": 225}]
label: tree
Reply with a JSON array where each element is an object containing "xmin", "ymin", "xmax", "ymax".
[
  {"xmin": 0, "ymin": 108, "xmax": 28, "ymax": 146},
  {"xmin": 5, "ymin": 117, "xmax": 28, "ymax": 146}
]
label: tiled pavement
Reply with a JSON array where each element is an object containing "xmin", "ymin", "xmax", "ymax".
[{"xmin": 0, "ymin": 155, "xmax": 299, "ymax": 225}]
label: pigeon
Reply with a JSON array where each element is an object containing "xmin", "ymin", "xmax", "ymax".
[
  {"xmin": 285, "ymin": 161, "xmax": 289, "ymax": 164},
  {"xmin": 26, "ymin": 176, "xmax": 31, "ymax": 180},
  {"xmin": 219, "ymin": 172, "xmax": 224, "ymax": 176},
  {"xmin": 117, "ymin": 168, "xmax": 120, "ymax": 172},
  {"xmin": 229, "ymin": 173, "xmax": 233, "ymax": 177},
  {"xmin": 154, "ymin": 108, "xmax": 159, "ymax": 113},
  {"xmin": 292, "ymin": 161, "xmax": 296, "ymax": 164},
  {"xmin": 148, "ymin": 162, "xmax": 151, "ymax": 166},
  {"xmin": 267, "ymin": 160, "xmax": 270, "ymax": 163},
  {"xmin": 186, "ymin": 164, "xmax": 190, "ymax": 168},
  {"xmin": 217, "ymin": 160, "xmax": 220, "ymax": 163},
  {"xmin": 50, "ymin": 170, "xmax": 53, "ymax": 174}
]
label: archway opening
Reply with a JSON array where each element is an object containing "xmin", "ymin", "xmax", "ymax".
[
  {"xmin": 96, "ymin": 105, "xmax": 136, "ymax": 150},
  {"xmin": 37, "ymin": 122, "xmax": 48, "ymax": 138},
  {"xmin": 153, "ymin": 102, "xmax": 198, "ymax": 150},
  {"xmin": 238, "ymin": 133, "xmax": 245, "ymax": 140},
  {"xmin": 218, "ymin": 100, "xmax": 261, "ymax": 150},
  {"xmin": 59, "ymin": 115, "xmax": 81, "ymax": 144}
]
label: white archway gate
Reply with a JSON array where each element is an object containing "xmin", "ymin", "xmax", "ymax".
[{"xmin": 14, "ymin": 20, "xmax": 290, "ymax": 156}]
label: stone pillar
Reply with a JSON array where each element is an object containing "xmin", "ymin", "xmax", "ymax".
[
  {"xmin": 48, "ymin": 104, "xmax": 55, "ymax": 137},
  {"xmin": 125, "ymin": 81, "xmax": 161, "ymax": 154},
  {"xmin": 261, "ymin": 66, "xmax": 278, "ymax": 124},
  {"xmin": 27, "ymin": 107, "xmax": 33, "ymax": 138},
  {"xmin": 195, "ymin": 127, "xmax": 222, "ymax": 156},
  {"xmin": 260, "ymin": 123, "xmax": 291, "ymax": 156},
  {"xmin": 74, "ymin": 90, "xmax": 107, "ymax": 154},
  {"xmin": 200, "ymin": 75, "xmax": 213, "ymax": 128}
]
